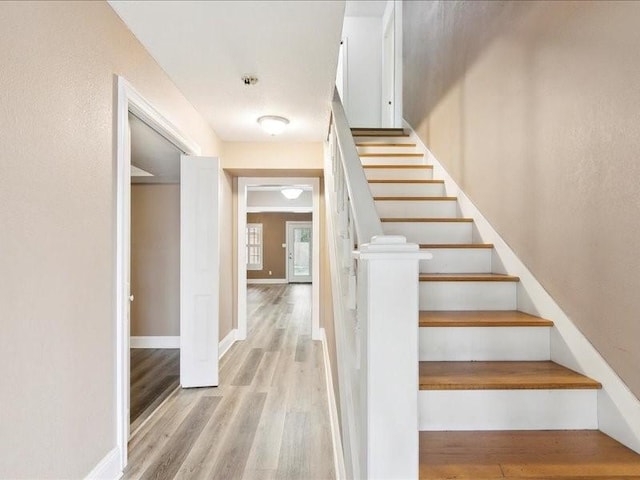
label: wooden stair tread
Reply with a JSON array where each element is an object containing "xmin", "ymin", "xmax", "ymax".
[
  {"xmin": 419, "ymin": 361, "xmax": 602, "ymax": 390},
  {"xmin": 381, "ymin": 217, "xmax": 472, "ymax": 222},
  {"xmin": 420, "ymin": 430, "xmax": 640, "ymax": 479},
  {"xmin": 420, "ymin": 243, "xmax": 493, "ymax": 248},
  {"xmin": 356, "ymin": 142, "xmax": 416, "ymax": 147},
  {"xmin": 359, "ymin": 152, "xmax": 424, "ymax": 157},
  {"xmin": 374, "ymin": 196, "xmax": 457, "ymax": 201},
  {"xmin": 420, "ymin": 273, "xmax": 520, "ymax": 282},
  {"xmin": 351, "ymin": 127, "xmax": 405, "ymax": 132},
  {"xmin": 352, "ymin": 132, "xmax": 411, "ymax": 137},
  {"xmin": 368, "ymin": 179, "xmax": 444, "ymax": 184},
  {"xmin": 362, "ymin": 164, "xmax": 432, "ymax": 169},
  {"xmin": 419, "ymin": 310, "xmax": 554, "ymax": 327}
]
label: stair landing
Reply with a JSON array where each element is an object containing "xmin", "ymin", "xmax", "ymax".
[{"xmin": 420, "ymin": 430, "xmax": 640, "ymax": 479}]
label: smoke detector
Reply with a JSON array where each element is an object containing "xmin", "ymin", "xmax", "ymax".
[{"xmin": 241, "ymin": 75, "xmax": 258, "ymax": 86}]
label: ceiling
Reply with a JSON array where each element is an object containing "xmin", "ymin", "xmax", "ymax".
[
  {"xmin": 129, "ymin": 113, "xmax": 182, "ymax": 183},
  {"xmin": 109, "ymin": 1, "xmax": 346, "ymax": 142}
]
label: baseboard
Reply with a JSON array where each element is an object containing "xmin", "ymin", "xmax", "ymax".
[
  {"xmin": 247, "ymin": 278, "xmax": 287, "ymax": 284},
  {"xmin": 85, "ymin": 447, "xmax": 122, "ymax": 480},
  {"xmin": 219, "ymin": 328, "xmax": 238, "ymax": 359},
  {"xmin": 130, "ymin": 336, "xmax": 179, "ymax": 349},
  {"xmin": 320, "ymin": 328, "xmax": 347, "ymax": 480},
  {"xmin": 407, "ymin": 120, "xmax": 640, "ymax": 454}
]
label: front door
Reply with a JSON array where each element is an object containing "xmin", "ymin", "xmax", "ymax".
[{"xmin": 286, "ymin": 221, "xmax": 312, "ymax": 283}]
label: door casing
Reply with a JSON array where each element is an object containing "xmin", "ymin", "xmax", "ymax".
[{"xmin": 115, "ymin": 76, "xmax": 201, "ymax": 469}]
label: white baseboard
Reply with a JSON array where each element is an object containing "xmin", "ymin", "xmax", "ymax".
[
  {"xmin": 130, "ymin": 336, "xmax": 179, "ymax": 349},
  {"xmin": 85, "ymin": 447, "xmax": 122, "ymax": 480},
  {"xmin": 219, "ymin": 328, "xmax": 238, "ymax": 359},
  {"xmin": 321, "ymin": 328, "xmax": 347, "ymax": 480},
  {"xmin": 407, "ymin": 120, "xmax": 640, "ymax": 454},
  {"xmin": 247, "ymin": 278, "xmax": 287, "ymax": 284}
]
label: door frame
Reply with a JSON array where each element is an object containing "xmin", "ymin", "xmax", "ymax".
[
  {"xmin": 115, "ymin": 76, "xmax": 200, "ymax": 469},
  {"xmin": 237, "ymin": 177, "xmax": 321, "ymax": 341},
  {"xmin": 381, "ymin": 0, "xmax": 403, "ymax": 128},
  {"xmin": 286, "ymin": 221, "xmax": 313, "ymax": 283}
]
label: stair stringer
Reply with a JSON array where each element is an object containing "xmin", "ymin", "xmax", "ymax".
[{"xmin": 404, "ymin": 120, "xmax": 640, "ymax": 454}]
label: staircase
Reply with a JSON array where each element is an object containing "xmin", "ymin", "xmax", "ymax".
[{"xmin": 352, "ymin": 127, "xmax": 640, "ymax": 479}]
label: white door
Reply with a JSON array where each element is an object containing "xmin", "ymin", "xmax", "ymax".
[
  {"xmin": 336, "ymin": 38, "xmax": 347, "ymax": 105},
  {"xmin": 382, "ymin": 9, "xmax": 395, "ymax": 128},
  {"xmin": 180, "ymin": 155, "xmax": 220, "ymax": 388},
  {"xmin": 287, "ymin": 221, "xmax": 312, "ymax": 283}
]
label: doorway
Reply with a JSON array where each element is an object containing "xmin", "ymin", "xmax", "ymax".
[
  {"xmin": 128, "ymin": 112, "xmax": 182, "ymax": 435},
  {"xmin": 287, "ymin": 221, "xmax": 312, "ymax": 283},
  {"xmin": 237, "ymin": 177, "xmax": 321, "ymax": 342},
  {"xmin": 115, "ymin": 76, "xmax": 221, "ymax": 469}
]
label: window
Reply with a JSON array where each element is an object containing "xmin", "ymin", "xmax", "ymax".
[{"xmin": 246, "ymin": 223, "xmax": 263, "ymax": 270}]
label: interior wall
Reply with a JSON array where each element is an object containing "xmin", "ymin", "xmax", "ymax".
[
  {"xmin": 342, "ymin": 16, "xmax": 382, "ymax": 127},
  {"xmin": 0, "ymin": 2, "xmax": 222, "ymax": 477},
  {"xmin": 131, "ymin": 184, "xmax": 180, "ymax": 337},
  {"xmin": 246, "ymin": 213, "xmax": 312, "ymax": 280},
  {"xmin": 222, "ymin": 142, "xmax": 323, "ymax": 174},
  {"xmin": 403, "ymin": 0, "xmax": 640, "ymax": 399}
]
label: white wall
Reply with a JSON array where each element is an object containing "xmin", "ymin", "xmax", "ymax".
[
  {"xmin": 247, "ymin": 190, "xmax": 313, "ymax": 210},
  {"xmin": 342, "ymin": 16, "xmax": 382, "ymax": 127}
]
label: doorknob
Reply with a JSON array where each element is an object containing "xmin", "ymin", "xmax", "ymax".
[{"xmin": 129, "ymin": 294, "xmax": 134, "ymax": 302}]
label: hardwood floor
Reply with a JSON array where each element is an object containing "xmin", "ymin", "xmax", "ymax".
[
  {"xmin": 124, "ymin": 284, "xmax": 335, "ymax": 480},
  {"xmin": 420, "ymin": 430, "xmax": 640, "ymax": 479},
  {"xmin": 130, "ymin": 348, "xmax": 180, "ymax": 434}
]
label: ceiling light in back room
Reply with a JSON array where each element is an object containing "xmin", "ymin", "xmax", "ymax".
[
  {"xmin": 258, "ymin": 115, "xmax": 289, "ymax": 135},
  {"xmin": 281, "ymin": 187, "xmax": 303, "ymax": 200}
]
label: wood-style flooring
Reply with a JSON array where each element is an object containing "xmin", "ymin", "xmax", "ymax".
[
  {"xmin": 420, "ymin": 430, "xmax": 640, "ymax": 479},
  {"xmin": 130, "ymin": 348, "xmax": 180, "ymax": 434},
  {"xmin": 124, "ymin": 284, "xmax": 335, "ymax": 480}
]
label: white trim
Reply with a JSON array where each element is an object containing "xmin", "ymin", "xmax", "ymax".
[
  {"xmin": 406, "ymin": 119, "xmax": 640, "ymax": 454},
  {"xmin": 84, "ymin": 447, "xmax": 122, "ymax": 480},
  {"xmin": 115, "ymin": 75, "xmax": 201, "ymax": 469},
  {"xmin": 130, "ymin": 336, "xmax": 180, "ymax": 349},
  {"xmin": 246, "ymin": 278, "xmax": 288, "ymax": 285},
  {"xmin": 393, "ymin": 0, "xmax": 403, "ymax": 128},
  {"xmin": 219, "ymin": 328, "xmax": 238, "ymax": 359},
  {"xmin": 237, "ymin": 177, "xmax": 321, "ymax": 341},
  {"xmin": 321, "ymin": 328, "xmax": 347, "ymax": 480}
]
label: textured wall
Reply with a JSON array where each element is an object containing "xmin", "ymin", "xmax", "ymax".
[
  {"xmin": 404, "ymin": 0, "xmax": 640, "ymax": 398},
  {"xmin": 0, "ymin": 2, "xmax": 221, "ymax": 477},
  {"xmin": 131, "ymin": 184, "xmax": 180, "ymax": 337},
  {"xmin": 246, "ymin": 213, "xmax": 312, "ymax": 279}
]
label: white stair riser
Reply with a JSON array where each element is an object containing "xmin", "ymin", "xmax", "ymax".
[
  {"xmin": 382, "ymin": 222, "xmax": 472, "ymax": 244},
  {"xmin": 418, "ymin": 389, "xmax": 598, "ymax": 430},
  {"xmin": 357, "ymin": 145, "xmax": 418, "ymax": 154},
  {"xmin": 368, "ymin": 182, "xmax": 446, "ymax": 197},
  {"xmin": 360, "ymin": 156, "xmax": 425, "ymax": 165},
  {"xmin": 419, "ymin": 327, "xmax": 550, "ymax": 361},
  {"xmin": 364, "ymin": 168, "xmax": 433, "ymax": 181},
  {"xmin": 375, "ymin": 200, "xmax": 458, "ymax": 218},
  {"xmin": 420, "ymin": 248, "xmax": 492, "ymax": 273},
  {"xmin": 419, "ymin": 281, "xmax": 517, "ymax": 310}
]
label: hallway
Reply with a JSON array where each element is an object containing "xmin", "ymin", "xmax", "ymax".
[{"xmin": 124, "ymin": 284, "xmax": 335, "ymax": 480}]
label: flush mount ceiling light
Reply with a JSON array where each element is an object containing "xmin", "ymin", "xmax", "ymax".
[
  {"xmin": 257, "ymin": 115, "xmax": 289, "ymax": 136},
  {"xmin": 281, "ymin": 187, "xmax": 303, "ymax": 200}
]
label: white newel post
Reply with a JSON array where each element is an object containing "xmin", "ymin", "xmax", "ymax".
[{"xmin": 356, "ymin": 235, "xmax": 429, "ymax": 480}]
